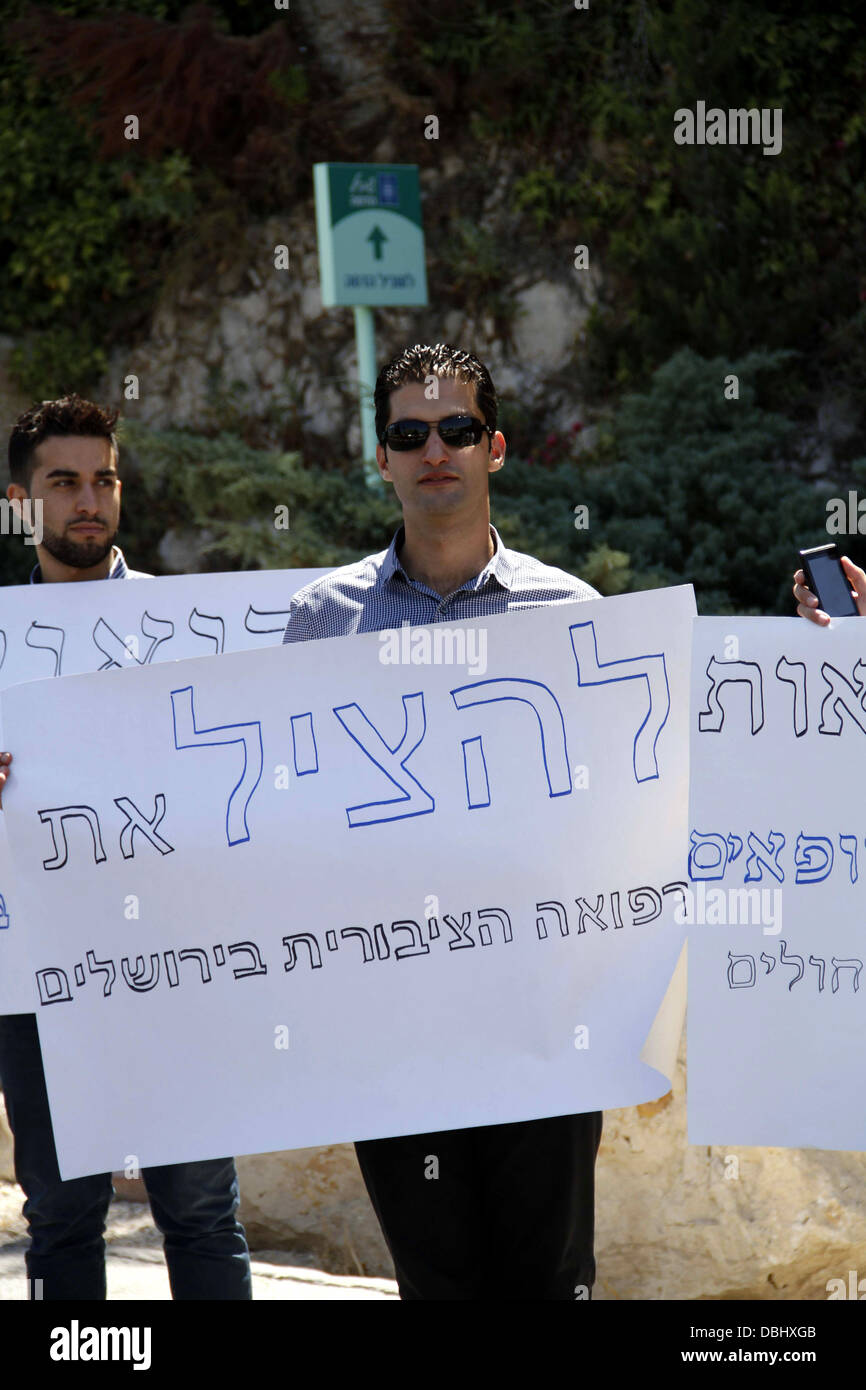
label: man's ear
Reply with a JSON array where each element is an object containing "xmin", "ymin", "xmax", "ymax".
[
  {"xmin": 376, "ymin": 443, "xmax": 392, "ymax": 483},
  {"xmin": 6, "ymin": 482, "xmax": 28, "ymax": 504},
  {"xmin": 488, "ymin": 431, "xmax": 506, "ymax": 472}
]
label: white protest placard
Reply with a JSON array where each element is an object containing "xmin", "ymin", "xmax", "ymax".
[
  {"xmin": 688, "ymin": 616, "xmax": 866, "ymax": 1149},
  {"xmin": 2, "ymin": 586, "xmax": 694, "ymax": 1179},
  {"xmin": 0, "ymin": 568, "xmax": 328, "ymax": 1013}
]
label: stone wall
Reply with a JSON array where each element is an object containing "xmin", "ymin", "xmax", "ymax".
[
  {"xmin": 98, "ymin": 182, "xmax": 600, "ymax": 482},
  {"xmin": 595, "ymin": 1036, "xmax": 866, "ymax": 1300},
  {"xmin": 5, "ymin": 1031, "xmax": 866, "ymax": 1296}
]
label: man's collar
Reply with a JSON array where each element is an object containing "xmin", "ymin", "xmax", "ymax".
[
  {"xmin": 378, "ymin": 525, "xmax": 516, "ymax": 592},
  {"xmin": 29, "ymin": 545, "xmax": 127, "ymax": 584}
]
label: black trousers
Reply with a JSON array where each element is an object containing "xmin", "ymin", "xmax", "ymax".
[{"xmin": 355, "ymin": 1110, "xmax": 603, "ymax": 1300}]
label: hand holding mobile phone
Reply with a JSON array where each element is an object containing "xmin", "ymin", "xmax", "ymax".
[{"xmin": 798, "ymin": 544, "xmax": 859, "ymax": 617}]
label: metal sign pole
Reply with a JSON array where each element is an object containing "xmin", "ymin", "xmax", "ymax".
[
  {"xmin": 353, "ymin": 304, "xmax": 380, "ymax": 488},
  {"xmin": 314, "ymin": 162, "xmax": 428, "ymax": 489}
]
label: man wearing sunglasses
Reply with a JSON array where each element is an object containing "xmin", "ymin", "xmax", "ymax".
[{"xmin": 283, "ymin": 342, "xmax": 603, "ymax": 1300}]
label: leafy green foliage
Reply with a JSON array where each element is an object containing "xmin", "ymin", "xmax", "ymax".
[
  {"xmin": 435, "ymin": 219, "xmax": 517, "ymax": 337},
  {"xmin": 0, "ymin": 34, "xmax": 197, "ymax": 396},
  {"xmin": 2, "ymin": 0, "xmax": 864, "ymax": 598},
  {"xmin": 385, "ymin": 0, "xmax": 866, "ymax": 454},
  {"xmin": 0, "ymin": 1, "xmax": 347, "ymax": 396},
  {"xmin": 119, "ymin": 423, "xmax": 401, "ymax": 573},
  {"xmin": 383, "ymin": 0, "xmax": 602, "ymax": 145},
  {"xmin": 0, "ymin": 531, "xmax": 37, "ymax": 588},
  {"xmin": 492, "ymin": 349, "xmax": 842, "ymax": 615},
  {"xmin": 3, "ymin": 348, "xmax": 853, "ymax": 618}
]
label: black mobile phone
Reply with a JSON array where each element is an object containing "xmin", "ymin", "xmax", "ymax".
[{"xmin": 799, "ymin": 544, "xmax": 859, "ymax": 617}]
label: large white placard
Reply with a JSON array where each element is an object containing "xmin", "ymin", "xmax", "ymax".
[
  {"xmin": 0, "ymin": 568, "xmax": 327, "ymax": 1013},
  {"xmin": 688, "ymin": 615, "xmax": 866, "ymax": 1149},
  {"xmin": 2, "ymin": 586, "xmax": 694, "ymax": 1179}
]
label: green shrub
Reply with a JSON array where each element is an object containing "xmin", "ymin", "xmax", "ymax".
[
  {"xmin": 492, "ymin": 348, "xmax": 844, "ymax": 614},
  {"xmin": 119, "ymin": 423, "xmax": 401, "ymax": 573},
  {"xmin": 0, "ymin": 1, "xmax": 346, "ymax": 396},
  {"xmin": 0, "ymin": 532, "xmax": 38, "ymax": 589},
  {"xmin": 385, "ymin": 0, "xmax": 866, "ymax": 453},
  {"xmin": 3, "ymin": 349, "xmax": 850, "ymax": 617},
  {"xmin": 0, "ymin": 36, "xmax": 196, "ymax": 397}
]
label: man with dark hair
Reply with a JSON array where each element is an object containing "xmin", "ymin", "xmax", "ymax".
[
  {"xmin": 6, "ymin": 394, "xmax": 139, "ymax": 583},
  {"xmin": 0, "ymin": 396, "xmax": 252, "ymax": 1301},
  {"xmin": 283, "ymin": 343, "xmax": 603, "ymax": 1300},
  {"xmin": 372, "ymin": 341, "xmax": 499, "ymax": 450}
]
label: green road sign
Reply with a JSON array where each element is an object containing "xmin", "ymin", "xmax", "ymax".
[{"xmin": 314, "ymin": 163, "xmax": 429, "ymax": 307}]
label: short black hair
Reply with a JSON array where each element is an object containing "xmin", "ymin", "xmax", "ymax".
[
  {"xmin": 374, "ymin": 343, "xmax": 498, "ymax": 444},
  {"xmin": 8, "ymin": 394, "xmax": 119, "ymax": 491}
]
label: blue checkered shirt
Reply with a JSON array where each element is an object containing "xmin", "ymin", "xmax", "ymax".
[{"xmin": 282, "ymin": 526, "xmax": 599, "ymax": 642}]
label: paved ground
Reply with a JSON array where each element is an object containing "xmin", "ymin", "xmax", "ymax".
[{"xmin": 0, "ymin": 1180, "xmax": 398, "ymax": 1301}]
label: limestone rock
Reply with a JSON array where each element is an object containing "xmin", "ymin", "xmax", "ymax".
[
  {"xmin": 5, "ymin": 1054, "xmax": 866, "ymax": 1295},
  {"xmin": 303, "ymin": 382, "xmax": 344, "ymax": 438},
  {"xmin": 235, "ymin": 1145, "xmax": 393, "ymax": 1278},
  {"xmin": 595, "ymin": 1033, "xmax": 866, "ymax": 1300},
  {"xmin": 512, "ymin": 280, "xmax": 586, "ymax": 374},
  {"xmin": 157, "ymin": 527, "xmax": 215, "ymax": 574},
  {"xmin": 0, "ymin": 1098, "xmax": 13, "ymax": 1183},
  {"xmin": 294, "ymin": 0, "xmax": 389, "ymax": 128},
  {"xmin": 230, "ymin": 1039, "xmax": 866, "ymax": 1295}
]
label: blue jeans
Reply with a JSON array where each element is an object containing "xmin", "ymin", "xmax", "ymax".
[{"xmin": 0, "ymin": 1013, "xmax": 252, "ymax": 1300}]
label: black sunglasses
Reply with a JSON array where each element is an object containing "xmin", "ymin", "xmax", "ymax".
[{"xmin": 381, "ymin": 415, "xmax": 492, "ymax": 452}]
